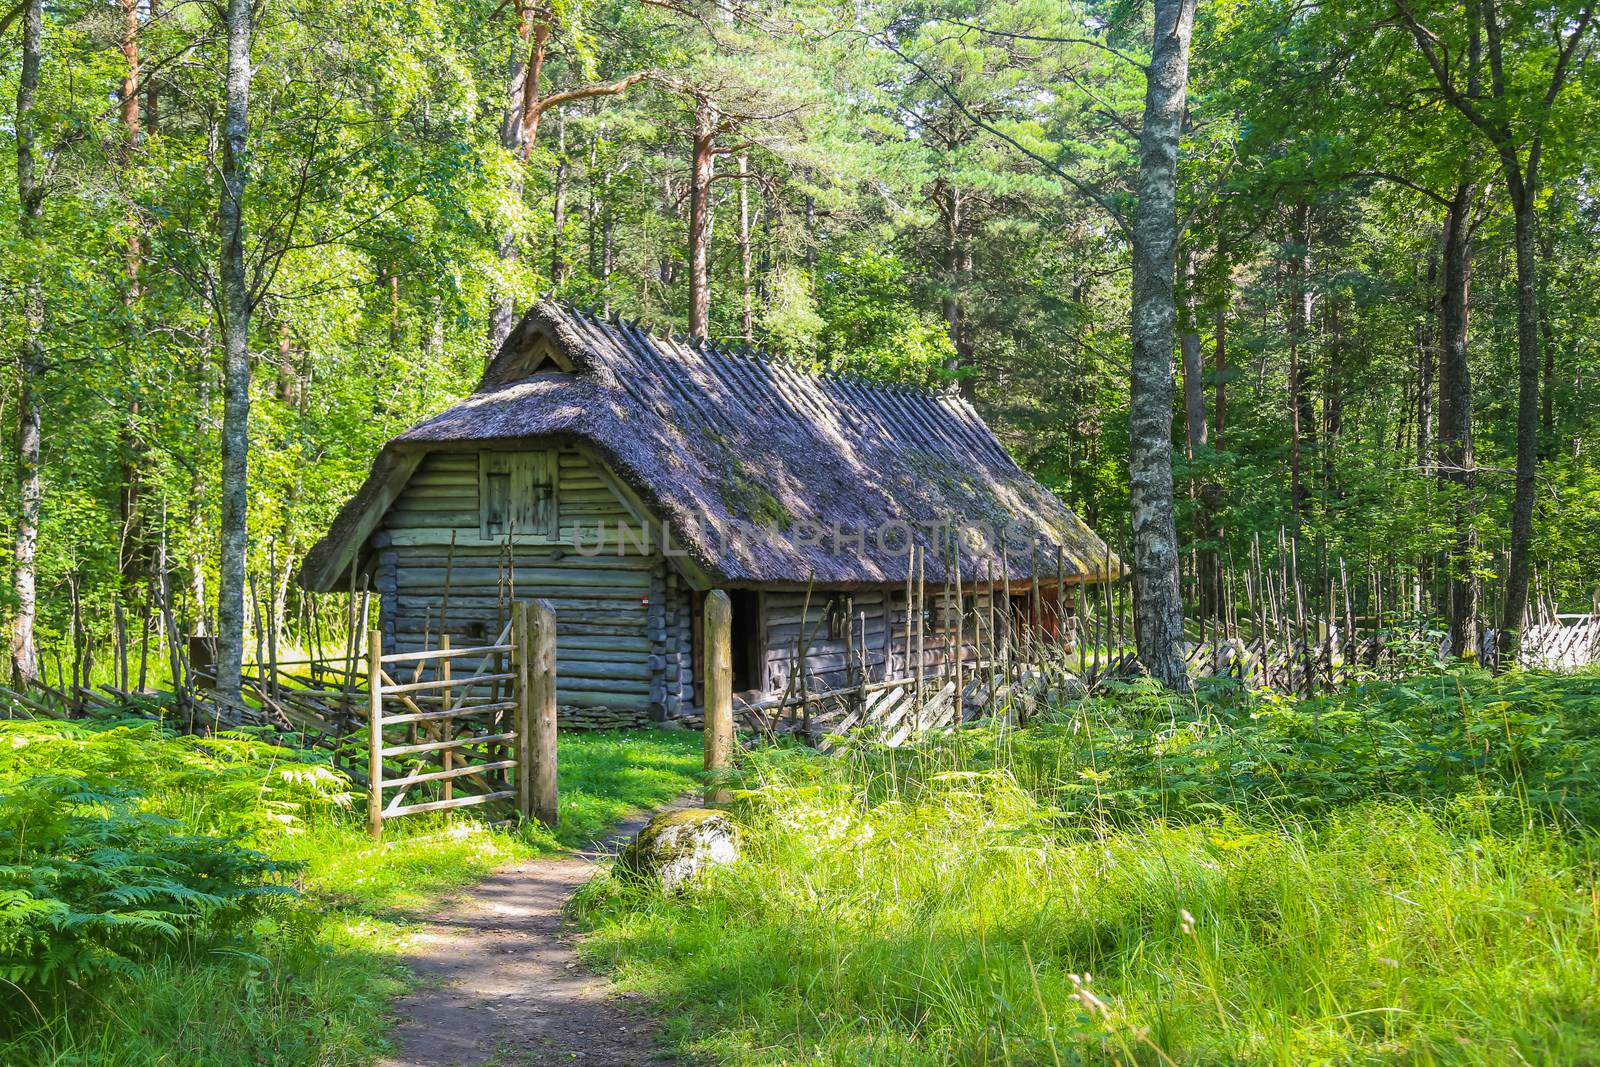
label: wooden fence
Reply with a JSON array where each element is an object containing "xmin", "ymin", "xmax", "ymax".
[{"xmin": 364, "ymin": 601, "xmax": 557, "ymax": 838}]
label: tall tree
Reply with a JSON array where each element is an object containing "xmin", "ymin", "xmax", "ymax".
[
  {"xmin": 214, "ymin": 0, "xmax": 255, "ymax": 708},
  {"xmin": 1390, "ymin": 0, "xmax": 1597, "ymax": 664},
  {"xmin": 1127, "ymin": 0, "xmax": 1198, "ymax": 688},
  {"xmin": 9, "ymin": 0, "xmax": 43, "ymax": 684}
]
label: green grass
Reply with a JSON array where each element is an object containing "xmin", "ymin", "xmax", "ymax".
[
  {"xmin": 0, "ymin": 720, "xmax": 702, "ymax": 1066},
  {"xmin": 575, "ymin": 669, "xmax": 1600, "ymax": 1065}
]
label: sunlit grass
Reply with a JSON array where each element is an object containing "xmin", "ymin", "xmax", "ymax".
[
  {"xmin": 0, "ymin": 721, "xmax": 702, "ymax": 1066},
  {"xmin": 576, "ymin": 670, "xmax": 1600, "ymax": 1065}
]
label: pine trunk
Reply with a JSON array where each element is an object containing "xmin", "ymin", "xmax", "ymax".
[
  {"xmin": 687, "ymin": 95, "xmax": 716, "ymax": 342},
  {"xmin": 737, "ymin": 152, "xmax": 753, "ymax": 342}
]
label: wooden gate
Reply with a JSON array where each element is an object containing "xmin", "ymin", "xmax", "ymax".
[{"xmin": 365, "ymin": 600, "xmax": 557, "ymax": 838}]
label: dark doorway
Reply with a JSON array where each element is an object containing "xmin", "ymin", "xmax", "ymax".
[{"xmin": 728, "ymin": 590, "xmax": 763, "ymax": 693}]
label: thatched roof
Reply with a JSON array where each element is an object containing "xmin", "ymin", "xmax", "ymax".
[{"xmin": 300, "ymin": 301, "xmax": 1120, "ymax": 591}]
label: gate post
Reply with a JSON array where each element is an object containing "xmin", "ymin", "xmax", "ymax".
[
  {"xmin": 530, "ymin": 600, "xmax": 559, "ymax": 827},
  {"xmin": 367, "ymin": 630, "xmax": 384, "ymax": 840},
  {"xmin": 703, "ymin": 590, "xmax": 734, "ymax": 805},
  {"xmin": 513, "ymin": 603, "xmax": 532, "ymax": 821},
  {"xmin": 514, "ymin": 600, "xmax": 559, "ymax": 827}
]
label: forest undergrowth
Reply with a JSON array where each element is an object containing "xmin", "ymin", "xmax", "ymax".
[
  {"xmin": 577, "ymin": 668, "xmax": 1600, "ymax": 1065},
  {"xmin": 0, "ymin": 719, "xmax": 703, "ymax": 1065}
]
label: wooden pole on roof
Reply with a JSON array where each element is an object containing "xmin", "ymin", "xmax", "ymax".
[
  {"xmin": 999, "ymin": 540, "xmax": 1012, "ymax": 695},
  {"xmin": 1101, "ymin": 546, "xmax": 1114, "ymax": 679},
  {"xmin": 844, "ymin": 595, "xmax": 856, "ymax": 691},
  {"xmin": 1055, "ymin": 546, "xmax": 1066, "ymax": 655},
  {"xmin": 985, "ymin": 559, "xmax": 998, "ymax": 719},
  {"xmin": 1030, "ymin": 544, "xmax": 1042, "ymax": 665},
  {"xmin": 903, "ymin": 548, "xmax": 914, "ymax": 682},
  {"xmin": 702, "ymin": 590, "xmax": 734, "ymax": 805}
]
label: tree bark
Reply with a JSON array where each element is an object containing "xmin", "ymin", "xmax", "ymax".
[
  {"xmin": 1437, "ymin": 183, "xmax": 1479, "ymax": 656},
  {"xmin": 10, "ymin": 0, "xmax": 43, "ymax": 685},
  {"xmin": 1180, "ymin": 251, "xmax": 1207, "ymax": 456},
  {"xmin": 1287, "ymin": 202, "xmax": 1315, "ymax": 530},
  {"xmin": 118, "ymin": 0, "xmax": 149, "ymax": 628},
  {"xmin": 1127, "ymin": 0, "xmax": 1195, "ymax": 689},
  {"xmin": 1539, "ymin": 214, "xmax": 1557, "ymax": 450},
  {"xmin": 1418, "ymin": 234, "xmax": 1439, "ymax": 470},
  {"xmin": 144, "ymin": 0, "xmax": 160, "ymax": 128},
  {"xmin": 687, "ymin": 94, "xmax": 716, "ymax": 342},
  {"xmin": 550, "ymin": 106, "xmax": 567, "ymax": 285},
  {"xmin": 489, "ymin": 17, "xmax": 544, "ymax": 351},
  {"xmin": 936, "ymin": 181, "xmax": 977, "ymax": 398},
  {"xmin": 214, "ymin": 0, "xmax": 254, "ymax": 708},
  {"xmin": 1499, "ymin": 169, "xmax": 1541, "ymax": 665},
  {"xmin": 737, "ymin": 152, "xmax": 753, "ymax": 342}
]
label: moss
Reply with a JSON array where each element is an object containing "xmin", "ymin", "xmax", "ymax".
[{"xmin": 699, "ymin": 425, "xmax": 791, "ymax": 530}]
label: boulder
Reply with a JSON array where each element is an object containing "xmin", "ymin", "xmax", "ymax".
[{"xmin": 618, "ymin": 808, "xmax": 739, "ymax": 890}]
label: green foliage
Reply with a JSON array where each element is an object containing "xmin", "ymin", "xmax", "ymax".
[
  {"xmin": 0, "ymin": 720, "xmax": 702, "ymax": 1065},
  {"xmin": 0, "ymin": 723, "xmax": 348, "ymax": 994},
  {"xmin": 815, "ymin": 249, "xmax": 956, "ymax": 387},
  {"xmin": 578, "ymin": 671, "xmax": 1600, "ymax": 1064}
]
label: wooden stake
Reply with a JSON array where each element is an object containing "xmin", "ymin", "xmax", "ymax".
[
  {"xmin": 440, "ymin": 633, "xmax": 453, "ymax": 803},
  {"xmin": 703, "ymin": 590, "xmax": 734, "ymax": 805},
  {"xmin": 914, "ymin": 546, "xmax": 925, "ymax": 716},
  {"xmin": 367, "ymin": 629, "xmax": 384, "ymax": 840},
  {"xmin": 526, "ymin": 599, "xmax": 558, "ymax": 826},
  {"xmin": 952, "ymin": 535, "xmax": 964, "ymax": 704}
]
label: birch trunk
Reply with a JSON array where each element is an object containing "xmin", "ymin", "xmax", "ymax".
[
  {"xmin": 1127, "ymin": 0, "xmax": 1195, "ymax": 690},
  {"xmin": 10, "ymin": 0, "xmax": 43, "ymax": 684},
  {"xmin": 215, "ymin": 0, "xmax": 253, "ymax": 708}
]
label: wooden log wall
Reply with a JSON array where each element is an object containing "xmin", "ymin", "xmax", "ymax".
[
  {"xmin": 373, "ymin": 447, "xmax": 680, "ymax": 717},
  {"xmin": 761, "ymin": 586, "xmax": 1010, "ymax": 693}
]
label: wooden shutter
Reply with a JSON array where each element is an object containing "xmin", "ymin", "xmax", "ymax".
[
  {"xmin": 480, "ymin": 452, "xmax": 512, "ymax": 539},
  {"xmin": 480, "ymin": 450, "xmax": 556, "ymax": 539},
  {"xmin": 511, "ymin": 450, "xmax": 555, "ymax": 537}
]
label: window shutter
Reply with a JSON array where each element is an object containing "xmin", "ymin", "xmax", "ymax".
[
  {"xmin": 480, "ymin": 452, "xmax": 512, "ymax": 539},
  {"xmin": 511, "ymin": 450, "xmax": 556, "ymax": 537},
  {"xmin": 480, "ymin": 450, "xmax": 556, "ymax": 539}
]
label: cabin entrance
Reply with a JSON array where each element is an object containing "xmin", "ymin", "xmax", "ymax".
[{"xmin": 728, "ymin": 589, "xmax": 762, "ymax": 693}]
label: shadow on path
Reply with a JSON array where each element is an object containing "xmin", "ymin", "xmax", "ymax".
[{"xmin": 377, "ymin": 804, "xmax": 685, "ymax": 1067}]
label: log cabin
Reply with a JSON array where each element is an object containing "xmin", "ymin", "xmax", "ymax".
[{"xmin": 299, "ymin": 301, "xmax": 1119, "ymax": 726}]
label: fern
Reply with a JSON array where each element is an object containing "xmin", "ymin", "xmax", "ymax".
[{"xmin": 0, "ymin": 718, "xmax": 354, "ymax": 998}]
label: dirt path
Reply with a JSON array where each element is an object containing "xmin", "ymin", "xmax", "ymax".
[{"xmin": 377, "ymin": 809, "xmax": 676, "ymax": 1067}]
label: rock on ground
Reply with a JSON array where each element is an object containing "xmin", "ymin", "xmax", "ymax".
[{"xmin": 617, "ymin": 808, "xmax": 739, "ymax": 892}]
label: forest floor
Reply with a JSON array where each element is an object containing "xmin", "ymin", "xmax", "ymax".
[{"xmin": 377, "ymin": 804, "xmax": 683, "ymax": 1067}]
